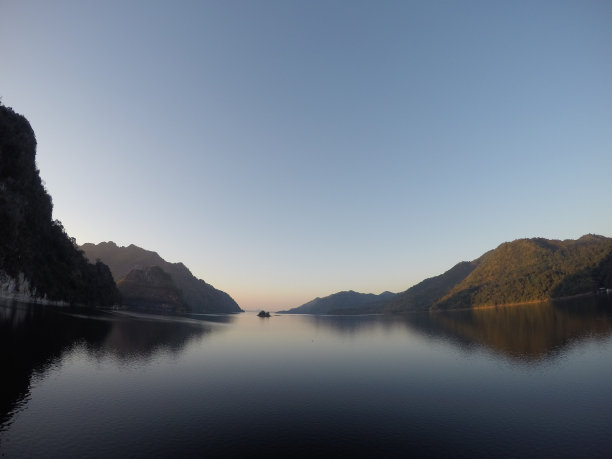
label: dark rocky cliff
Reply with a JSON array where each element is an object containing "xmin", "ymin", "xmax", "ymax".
[{"xmin": 0, "ymin": 103, "xmax": 118, "ymax": 305}]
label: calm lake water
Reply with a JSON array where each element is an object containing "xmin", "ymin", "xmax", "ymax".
[{"xmin": 1, "ymin": 297, "xmax": 612, "ymax": 458}]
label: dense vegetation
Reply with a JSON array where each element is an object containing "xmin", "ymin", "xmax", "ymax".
[
  {"xmin": 436, "ymin": 235, "xmax": 612, "ymax": 309},
  {"xmin": 550, "ymin": 243, "xmax": 612, "ymax": 298},
  {"xmin": 0, "ymin": 103, "xmax": 119, "ymax": 305},
  {"xmin": 81, "ymin": 242, "xmax": 242, "ymax": 313}
]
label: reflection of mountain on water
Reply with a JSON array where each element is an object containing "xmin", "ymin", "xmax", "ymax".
[
  {"xmin": 92, "ymin": 311, "xmax": 231, "ymax": 361},
  {"xmin": 0, "ymin": 300, "xmax": 111, "ymax": 430},
  {"xmin": 295, "ymin": 297, "xmax": 612, "ymax": 363},
  {"xmin": 402, "ymin": 296, "xmax": 612, "ymax": 363},
  {"xmin": 0, "ymin": 300, "xmax": 225, "ymax": 431}
]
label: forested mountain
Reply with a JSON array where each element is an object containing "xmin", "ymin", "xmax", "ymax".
[
  {"xmin": 80, "ymin": 242, "xmax": 242, "ymax": 313},
  {"xmin": 383, "ymin": 260, "xmax": 481, "ymax": 312},
  {"xmin": 280, "ymin": 290, "xmax": 396, "ymax": 314},
  {"xmin": 285, "ymin": 235, "xmax": 612, "ymax": 315},
  {"xmin": 0, "ymin": 103, "xmax": 118, "ymax": 305},
  {"xmin": 435, "ymin": 235, "xmax": 612, "ymax": 309}
]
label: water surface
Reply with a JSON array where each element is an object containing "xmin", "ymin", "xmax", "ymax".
[{"xmin": 1, "ymin": 297, "xmax": 612, "ymax": 457}]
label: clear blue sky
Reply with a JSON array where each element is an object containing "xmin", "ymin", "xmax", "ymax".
[{"xmin": 1, "ymin": 1, "xmax": 611, "ymax": 310}]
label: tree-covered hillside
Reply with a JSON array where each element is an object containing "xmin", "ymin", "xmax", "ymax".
[
  {"xmin": 288, "ymin": 235, "xmax": 612, "ymax": 315},
  {"xmin": 0, "ymin": 103, "xmax": 119, "ymax": 305},
  {"xmin": 383, "ymin": 260, "xmax": 481, "ymax": 312},
  {"xmin": 435, "ymin": 235, "xmax": 612, "ymax": 309}
]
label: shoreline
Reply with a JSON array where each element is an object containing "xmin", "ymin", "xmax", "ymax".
[{"xmin": 430, "ymin": 291, "xmax": 603, "ymax": 314}]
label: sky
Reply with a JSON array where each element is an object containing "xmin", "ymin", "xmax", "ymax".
[{"xmin": 1, "ymin": 0, "xmax": 611, "ymax": 310}]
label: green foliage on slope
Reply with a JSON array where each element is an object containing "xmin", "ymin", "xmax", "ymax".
[
  {"xmin": 291, "ymin": 235, "xmax": 612, "ymax": 315},
  {"xmin": 435, "ymin": 235, "xmax": 612, "ymax": 309},
  {"xmin": 0, "ymin": 103, "xmax": 119, "ymax": 305}
]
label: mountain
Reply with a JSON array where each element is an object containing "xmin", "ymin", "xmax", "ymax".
[
  {"xmin": 280, "ymin": 290, "xmax": 396, "ymax": 314},
  {"xmin": 286, "ymin": 235, "xmax": 612, "ymax": 315},
  {"xmin": 383, "ymin": 260, "xmax": 481, "ymax": 313},
  {"xmin": 117, "ymin": 266, "xmax": 186, "ymax": 313},
  {"xmin": 435, "ymin": 235, "xmax": 612, "ymax": 309},
  {"xmin": 0, "ymin": 103, "xmax": 119, "ymax": 305},
  {"xmin": 80, "ymin": 242, "xmax": 242, "ymax": 313}
]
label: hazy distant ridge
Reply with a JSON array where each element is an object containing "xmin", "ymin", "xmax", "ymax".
[
  {"xmin": 280, "ymin": 290, "xmax": 396, "ymax": 314},
  {"xmin": 116, "ymin": 266, "xmax": 186, "ymax": 313},
  {"xmin": 81, "ymin": 242, "xmax": 242, "ymax": 313}
]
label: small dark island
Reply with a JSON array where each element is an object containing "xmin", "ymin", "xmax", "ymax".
[{"xmin": 257, "ymin": 310, "xmax": 271, "ymax": 318}]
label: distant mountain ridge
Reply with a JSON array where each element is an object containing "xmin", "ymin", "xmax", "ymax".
[
  {"xmin": 117, "ymin": 266, "xmax": 186, "ymax": 313},
  {"xmin": 80, "ymin": 242, "xmax": 242, "ymax": 313},
  {"xmin": 280, "ymin": 290, "xmax": 396, "ymax": 314},
  {"xmin": 283, "ymin": 235, "xmax": 612, "ymax": 315}
]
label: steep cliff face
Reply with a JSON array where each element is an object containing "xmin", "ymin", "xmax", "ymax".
[
  {"xmin": 81, "ymin": 242, "xmax": 242, "ymax": 313},
  {"xmin": 0, "ymin": 103, "xmax": 119, "ymax": 305}
]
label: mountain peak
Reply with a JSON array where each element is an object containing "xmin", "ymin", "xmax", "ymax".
[{"xmin": 80, "ymin": 242, "xmax": 242, "ymax": 313}]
